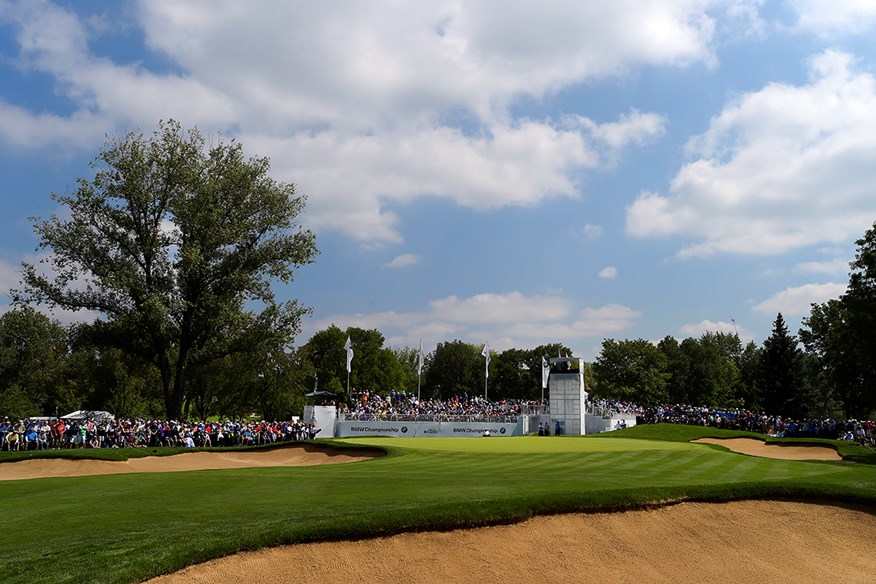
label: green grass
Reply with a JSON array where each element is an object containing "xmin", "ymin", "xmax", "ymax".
[
  {"xmin": 1, "ymin": 428, "xmax": 875, "ymax": 583},
  {"xmin": 604, "ymin": 423, "xmax": 876, "ymax": 464}
]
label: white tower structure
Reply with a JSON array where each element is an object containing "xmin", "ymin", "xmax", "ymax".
[{"xmin": 548, "ymin": 356, "xmax": 587, "ymax": 435}]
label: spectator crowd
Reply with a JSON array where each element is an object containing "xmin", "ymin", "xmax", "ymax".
[
  {"xmin": 0, "ymin": 416, "xmax": 322, "ymax": 452},
  {"xmin": 1, "ymin": 394, "xmax": 873, "ymax": 451},
  {"xmin": 340, "ymin": 389, "xmax": 546, "ymax": 422},
  {"xmin": 637, "ymin": 403, "xmax": 875, "ymax": 445}
]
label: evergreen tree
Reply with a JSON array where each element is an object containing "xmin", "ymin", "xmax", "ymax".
[{"xmin": 759, "ymin": 313, "xmax": 808, "ymax": 418}]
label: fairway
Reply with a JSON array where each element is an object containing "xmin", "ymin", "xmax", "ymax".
[{"xmin": 1, "ymin": 427, "xmax": 874, "ymax": 583}]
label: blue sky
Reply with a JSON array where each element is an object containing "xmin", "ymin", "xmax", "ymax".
[{"xmin": 1, "ymin": 1, "xmax": 875, "ymax": 360}]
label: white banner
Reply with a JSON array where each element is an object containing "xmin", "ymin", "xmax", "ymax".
[{"xmin": 336, "ymin": 420, "xmax": 521, "ymax": 438}]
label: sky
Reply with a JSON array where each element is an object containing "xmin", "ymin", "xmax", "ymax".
[{"xmin": 1, "ymin": 0, "xmax": 875, "ymax": 361}]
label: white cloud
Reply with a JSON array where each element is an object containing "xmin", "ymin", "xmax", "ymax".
[
  {"xmin": 573, "ymin": 109, "xmax": 668, "ymax": 163},
  {"xmin": 796, "ymin": 258, "xmax": 849, "ymax": 275},
  {"xmin": 0, "ymin": 256, "xmax": 98, "ymax": 324},
  {"xmin": 789, "ymin": 0, "xmax": 876, "ymax": 37},
  {"xmin": 0, "ymin": 258, "xmax": 21, "ymax": 305},
  {"xmin": 304, "ymin": 292, "xmax": 640, "ymax": 351},
  {"xmin": 0, "ymin": 0, "xmax": 235, "ymax": 150},
  {"xmin": 679, "ymin": 318, "xmax": 754, "ymax": 342},
  {"xmin": 0, "ymin": 0, "xmax": 727, "ymax": 245},
  {"xmin": 582, "ymin": 224, "xmax": 604, "ymax": 239},
  {"xmin": 627, "ymin": 49, "xmax": 876, "ymax": 257},
  {"xmin": 429, "ymin": 292, "xmax": 571, "ymax": 325},
  {"xmin": 250, "ymin": 122, "xmax": 601, "ymax": 244},
  {"xmin": 138, "ymin": 1, "xmax": 719, "ymax": 126},
  {"xmin": 685, "ymin": 319, "xmax": 737, "ymax": 337},
  {"xmin": 598, "ymin": 266, "xmax": 618, "ymax": 279},
  {"xmin": 384, "ymin": 254, "xmax": 420, "ymax": 269},
  {"xmin": 753, "ymin": 282, "xmax": 847, "ymax": 316}
]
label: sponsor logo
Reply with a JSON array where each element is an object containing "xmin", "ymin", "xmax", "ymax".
[
  {"xmin": 452, "ymin": 427, "xmax": 501, "ymax": 433},
  {"xmin": 349, "ymin": 426, "xmax": 400, "ymax": 433},
  {"xmin": 422, "ymin": 427, "xmax": 438, "ymax": 434},
  {"xmin": 401, "ymin": 426, "xmax": 408, "ymax": 434}
]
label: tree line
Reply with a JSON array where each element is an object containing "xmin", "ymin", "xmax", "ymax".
[
  {"xmin": 0, "ymin": 312, "xmax": 571, "ymax": 420},
  {"xmin": 593, "ymin": 222, "xmax": 876, "ymax": 420},
  {"xmin": 2, "ymin": 121, "xmax": 873, "ymax": 421}
]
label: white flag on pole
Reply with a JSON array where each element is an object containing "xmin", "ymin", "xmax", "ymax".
[
  {"xmin": 344, "ymin": 336, "xmax": 353, "ymax": 373},
  {"xmin": 481, "ymin": 342, "xmax": 490, "ymax": 378},
  {"xmin": 542, "ymin": 356, "xmax": 550, "ymax": 389},
  {"xmin": 417, "ymin": 339, "xmax": 425, "ymax": 376}
]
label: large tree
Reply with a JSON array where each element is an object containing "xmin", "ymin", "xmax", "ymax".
[
  {"xmin": 492, "ymin": 348, "xmax": 532, "ymax": 400},
  {"xmin": 800, "ymin": 221, "xmax": 876, "ymax": 418},
  {"xmin": 841, "ymin": 221, "xmax": 876, "ymax": 416},
  {"xmin": 423, "ymin": 340, "xmax": 486, "ymax": 399},
  {"xmin": 683, "ymin": 332, "xmax": 740, "ymax": 407},
  {"xmin": 16, "ymin": 121, "xmax": 317, "ymax": 419},
  {"xmin": 592, "ymin": 338, "xmax": 669, "ymax": 405}
]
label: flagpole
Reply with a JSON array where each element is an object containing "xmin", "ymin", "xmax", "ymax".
[
  {"xmin": 482, "ymin": 342, "xmax": 489, "ymax": 401},
  {"xmin": 344, "ymin": 336, "xmax": 353, "ymax": 397},
  {"xmin": 417, "ymin": 339, "xmax": 424, "ymax": 401}
]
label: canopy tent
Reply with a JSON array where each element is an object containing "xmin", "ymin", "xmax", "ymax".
[
  {"xmin": 61, "ymin": 410, "xmax": 115, "ymax": 422},
  {"xmin": 304, "ymin": 390, "xmax": 336, "ymax": 399}
]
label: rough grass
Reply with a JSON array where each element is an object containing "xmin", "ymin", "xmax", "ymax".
[{"xmin": 1, "ymin": 428, "xmax": 874, "ymax": 584}]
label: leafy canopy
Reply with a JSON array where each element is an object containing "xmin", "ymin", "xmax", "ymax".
[{"xmin": 16, "ymin": 120, "xmax": 317, "ymax": 419}]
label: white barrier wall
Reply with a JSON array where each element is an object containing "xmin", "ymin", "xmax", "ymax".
[
  {"xmin": 584, "ymin": 413, "xmax": 637, "ymax": 434},
  {"xmin": 304, "ymin": 405, "xmax": 337, "ymax": 439},
  {"xmin": 336, "ymin": 420, "xmax": 522, "ymax": 438}
]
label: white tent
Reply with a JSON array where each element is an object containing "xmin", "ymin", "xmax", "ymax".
[{"xmin": 61, "ymin": 410, "xmax": 115, "ymax": 421}]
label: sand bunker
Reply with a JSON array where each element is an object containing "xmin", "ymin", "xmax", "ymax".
[
  {"xmin": 146, "ymin": 500, "xmax": 876, "ymax": 583},
  {"xmin": 0, "ymin": 445, "xmax": 381, "ymax": 481},
  {"xmin": 693, "ymin": 437, "xmax": 843, "ymax": 461}
]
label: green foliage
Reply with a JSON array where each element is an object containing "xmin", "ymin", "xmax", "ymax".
[
  {"xmin": 303, "ymin": 325, "xmax": 415, "ymax": 400},
  {"xmin": 300, "ymin": 331, "xmax": 575, "ymax": 403},
  {"xmin": 423, "ymin": 339, "xmax": 485, "ymax": 398},
  {"xmin": 389, "ymin": 346, "xmax": 421, "ymax": 393},
  {"xmin": 304, "ymin": 324, "xmax": 348, "ymax": 394},
  {"xmin": 760, "ymin": 313, "xmax": 809, "ymax": 419},
  {"xmin": 845, "ymin": 223, "xmax": 876, "ymax": 407},
  {"xmin": 593, "ymin": 338, "xmax": 669, "ymax": 405},
  {"xmin": 684, "ymin": 333, "xmax": 740, "ymax": 406},
  {"xmin": 658, "ymin": 333, "xmax": 756, "ymax": 408},
  {"xmin": 492, "ymin": 348, "xmax": 533, "ymax": 399},
  {"xmin": 17, "ymin": 120, "xmax": 316, "ymax": 419},
  {"xmin": 0, "ymin": 307, "xmax": 68, "ymax": 417},
  {"xmin": 346, "ymin": 327, "xmax": 392, "ymax": 393},
  {"xmin": 799, "ymin": 221, "xmax": 876, "ymax": 419},
  {"xmin": 735, "ymin": 341, "xmax": 763, "ymax": 410}
]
